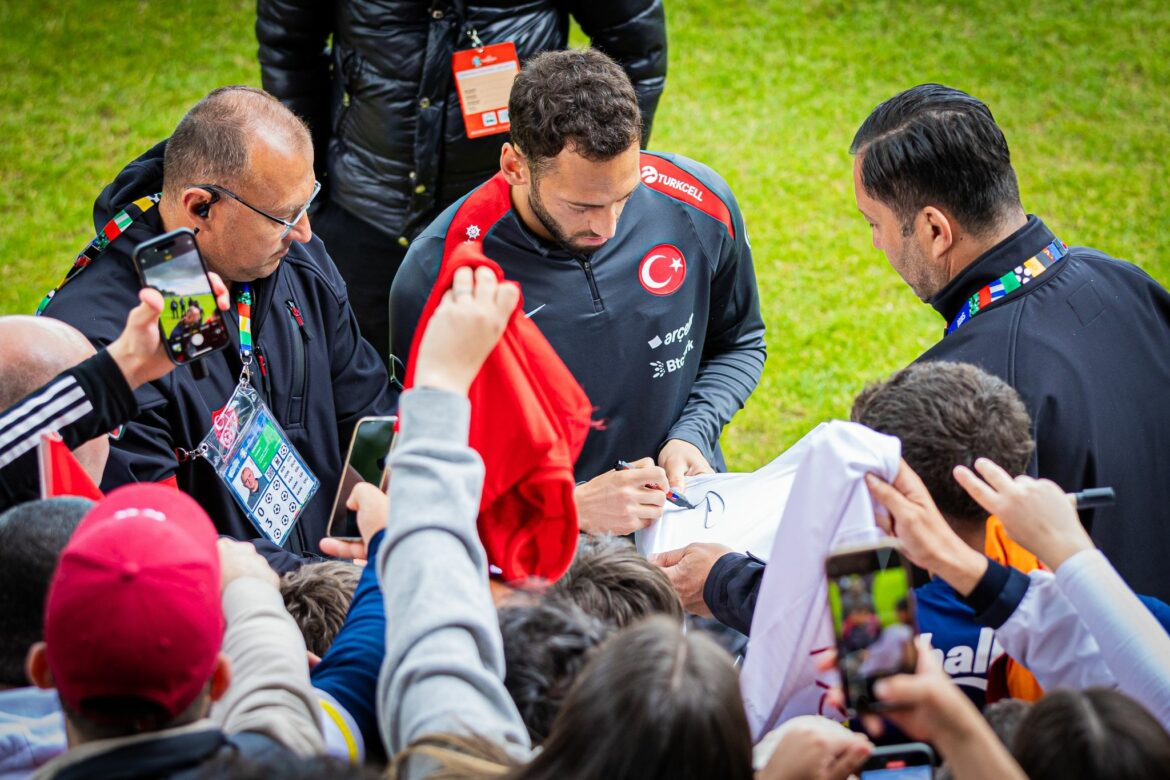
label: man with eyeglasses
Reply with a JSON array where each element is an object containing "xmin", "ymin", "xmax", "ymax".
[{"xmin": 39, "ymin": 86, "xmax": 394, "ymax": 570}]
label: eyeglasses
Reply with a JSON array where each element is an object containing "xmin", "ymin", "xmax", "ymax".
[{"xmin": 195, "ymin": 180, "xmax": 321, "ymax": 240}]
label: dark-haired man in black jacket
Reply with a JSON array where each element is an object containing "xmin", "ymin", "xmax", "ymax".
[
  {"xmin": 38, "ymin": 86, "xmax": 394, "ymax": 569},
  {"xmin": 257, "ymin": 0, "xmax": 668, "ymax": 363},
  {"xmin": 849, "ymin": 83, "xmax": 1170, "ymax": 601}
]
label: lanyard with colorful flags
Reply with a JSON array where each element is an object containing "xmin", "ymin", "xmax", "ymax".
[
  {"xmin": 946, "ymin": 238, "xmax": 1068, "ymax": 335},
  {"xmin": 203, "ymin": 281, "xmax": 319, "ymax": 547},
  {"xmin": 236, "ymin": 283, "xmax": 254, "ymax": 370},
  {"xmin": 35, "ymin": 194, "xmax": 161, "ymax": 316}
]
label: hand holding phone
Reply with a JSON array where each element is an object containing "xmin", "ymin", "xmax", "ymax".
[
  {"xmin": 864, "ymin": 638, "xmax": 1027, "ymax": 780},
  {"xmin": 132, "ymin": 228, "xmax": 229, "ymax": 365},
  {"xmin": 825, "ymin": 540, "xmax": 918, "ymax": 715},
  {"xmin": 328, "ymin": 416, "xmax": 397, "ymax": 539},
  {"xmin": 107, "ymin": 275, "xmax": 230, "ymax": 388},
  {"xmin": 319, "ymin": 483, "xmax": 390, "ymax": 562}
]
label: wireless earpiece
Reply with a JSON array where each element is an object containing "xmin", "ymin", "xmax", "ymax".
[{"xmin": 194, "ymin": 188, "xmax": 220, "ymax": 219}]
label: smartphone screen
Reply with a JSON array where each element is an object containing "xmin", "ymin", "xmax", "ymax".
[
  {"xmin": 825, "ymin": 542, "xmax": 917, "ymax": 713},
  {"xmin": 329, "ymin": 416, "xmax": 397, "ymax": 539},
  {"xmin": 861, "ymin": 767, "xmax": 932, "ymax": 780},
  {"xmin": 133, "ymin": 229, "xmax": 228, "ymax": 364},
  {"xmin": 860, "ymin": 743, "xmax": 935, "ymax": 779}
]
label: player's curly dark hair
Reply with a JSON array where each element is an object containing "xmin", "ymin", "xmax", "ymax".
[{"xmin": 508, "ymin": 49, "xmax": 641, "ymax": 175}]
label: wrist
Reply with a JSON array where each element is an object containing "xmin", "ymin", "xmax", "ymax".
[
  {"xmin": 932, "ymin": 542, "xmax": 988, "ymax": 597},
  {"xmin": 412, "ymin": 368, "xmax": 472, "ymax": 396},
  {"xmin": 1040, "ymin": 533, "xmax": 1093, "ymax": 571},
  {"xmin": 106, "ymin": 338, "xmax": 151, "ymax": 389},
  {"xmin": 659, "ymin": 436, "xmax": 707, "ymax": 458},
  {"xmin": 573, "ymin": 482, "xmax": 598, "ymax": 533},
  {"xmin": 222, "ymin": 571, "xmax": 279, "ymax": 602}
]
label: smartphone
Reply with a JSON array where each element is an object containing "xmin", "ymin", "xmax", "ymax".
[
  {"xmin": 132, "ymin": 228, "xmax": 228, "ymax": 364},
  {"xmin": 825, "ymin": 540, "xmax": 918, "ymax": 714},
  {"xmin": 860, "ymin": 742, "xmax": 935, "ymax": 779},
  {"xmin": 328, "ymin": 416, "xmax": 397, "ymax": 539}
]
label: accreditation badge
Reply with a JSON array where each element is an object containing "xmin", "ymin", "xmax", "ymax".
[
  {"xmin": 200, "ymin": 381, "xmax": 319, "ymax": 546},
  {"xmin": 452, "ymin": 41, "xmax": 520, "ymax": 139}
]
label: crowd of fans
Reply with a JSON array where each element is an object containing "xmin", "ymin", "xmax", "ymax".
[
  {"xmin": 3, "ymin": 270, "xmax": 1170, "ymax": 779},
  {"xmin": 1, "ymin": 15, "xmax": 1169, "ymax": 780}
]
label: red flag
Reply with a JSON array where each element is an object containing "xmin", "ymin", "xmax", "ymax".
[
  {"xmin": 404, "ymin": 241, "xmax": 592, "ymax": 582},
  {"xmin": 38, "ymin": 432, "xmax": 104, "ymax": 501}
]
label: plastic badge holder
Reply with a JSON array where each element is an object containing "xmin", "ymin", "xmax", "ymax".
[{"xmin": 200, "ymin": 381, "xmax": 319, "ymax": 546}]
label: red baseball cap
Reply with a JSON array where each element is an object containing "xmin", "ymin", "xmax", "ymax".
[{"xmin": 44, "ymin": 484, "xmax": 224, "ymax": 720}]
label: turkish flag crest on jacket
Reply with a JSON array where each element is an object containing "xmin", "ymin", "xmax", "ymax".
[{"xmin": 403, "ymin": 240, "xmax": 592, "ymax": 582}]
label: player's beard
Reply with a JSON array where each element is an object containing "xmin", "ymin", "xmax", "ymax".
[{"xmin": 528, "ymin": 183, "xmax": 603, "ymax": 257}]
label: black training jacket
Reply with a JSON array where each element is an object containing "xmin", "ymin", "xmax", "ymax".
[
  {"xmin": 0, "ymin": 350, "xmax": 136, "ymax": 511},
  {"xmin": 390, "ymin": 151, "xmax": 766, "ymax": 481},
  {"xmin": 39, "ymin": 142, "xmax": 395, "ymax": 560},
  {"xmin": 918, "ymin": 216, "xmax": 1170, "ymax": 602},
  {"xmin": 257, "ymin": 0, "xmax": 667, "ymax": 243}
]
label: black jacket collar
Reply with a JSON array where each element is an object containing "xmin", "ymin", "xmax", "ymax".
[{"xmin": 929, "ymin": 215, "xmax": 1057, "ymax": 322}]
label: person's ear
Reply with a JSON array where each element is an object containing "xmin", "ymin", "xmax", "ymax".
[
  {"xmin": 919, "ymin": 206, "xmax": 955, "ymax": 262},
  {"xmin": 26, "ymin": 643, "xmax": 54, "ymax": 690},
  {"xmin": 500, "ymin": 143, "xmax": 531, "ymax": 188},
  {"xmin": 182, "ymin": 187, "xmax": 219, "ymax": 226},
  {"xmin": 209, "ymin": 653, "xmax": 232, "ymax": 702}
]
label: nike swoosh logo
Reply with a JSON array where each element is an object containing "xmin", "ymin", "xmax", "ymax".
[{"xmin": 524, "ymin": 303, "xmax": 546, "ymax": 319}]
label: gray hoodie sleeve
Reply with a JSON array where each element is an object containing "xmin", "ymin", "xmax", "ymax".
[
  {"xmin": 211, "ymin": 577, "xmax": 325, "ymax": 756},
  {"xmin": 376, "ymin": 388, "xmax": 531, "ymax": 769}
]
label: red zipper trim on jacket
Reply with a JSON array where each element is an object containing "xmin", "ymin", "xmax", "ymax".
[{"xmin": 286, "ymin": 300, "xmax": 312, "ymax": 340}]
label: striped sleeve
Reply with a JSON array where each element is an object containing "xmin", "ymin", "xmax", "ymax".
[
  {"xmin": 0, "ymin": 375, "xmax": 92, "ymax": 469},
  {"xmin": 0, "ymin": 349, "xmax": 137, "ymax": 503}
]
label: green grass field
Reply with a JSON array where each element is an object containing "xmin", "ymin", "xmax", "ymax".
[
  {"xmin": 160, "ymin": 292, "xmax": 218, "ymax": 323},
  {"xmin": 3, "ymin": 0, "xmax": 1168, "ymax": 469}
]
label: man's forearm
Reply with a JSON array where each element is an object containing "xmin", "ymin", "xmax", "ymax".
[
  {"xmin": 931, "ymin": 711, "xmax": 1028, "ymax": 780},
  {"xmin": 212, "ymin": 577, "xmax": 324, "ymax": 756},
  {"xmin": 704, "ymin": 552, "xmax": 764, "ymax": 635},
  {"xmin": 0, "ymin": 349, "xmax": 138, "ymax": 505},
  {"xmin": 376, "ymin": 388, "xmax": 529, "ymax": 758},
  {"xmin": 925, "ymin": 541, "xmax": 989, "ymax": 599},
  {"xmin": 666, "ymin": 342, "xmax": 766, "ymax": 458},
  {"xmin": 0, "ymin": 349, "xmax": 136, "ymax": 469}
]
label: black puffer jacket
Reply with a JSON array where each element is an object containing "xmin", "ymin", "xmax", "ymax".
[{"xmin": 257, "ymin": 0, "xmax": 667, "ymax": 244}]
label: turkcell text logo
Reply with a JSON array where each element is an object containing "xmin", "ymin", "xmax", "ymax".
[{"xmin": 640, "ymin": 164, "xmax": 705, "ymax": 202}]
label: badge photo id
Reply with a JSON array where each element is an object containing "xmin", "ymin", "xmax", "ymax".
[
  {"xmin": 223, "ymin": 409, "xmax": 318, "ymax": 546},
  {"xmin": 202, "ymin": 381, "xmax": 319, "ymax": 547}
]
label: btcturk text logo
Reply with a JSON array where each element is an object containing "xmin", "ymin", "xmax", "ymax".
[{"xmin": 638, "ymin": 243, "xmax": 687, "ymax": 296}]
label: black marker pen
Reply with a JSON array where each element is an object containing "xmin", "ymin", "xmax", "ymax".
[{"xmin": 613, "ymin": 460, "xmax": 697, "ymax": 510}]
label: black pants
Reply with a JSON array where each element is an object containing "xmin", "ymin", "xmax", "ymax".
[{"xmin": 311, "ymin": 198, "xmax": 407, "ymax": 367}]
